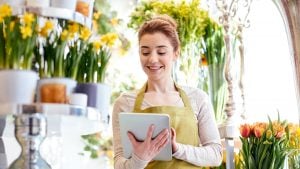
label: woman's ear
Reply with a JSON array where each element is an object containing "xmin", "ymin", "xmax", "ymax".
[{"xmin": 173, "ymin": 49, "xmax": 180, "ymax": 61}]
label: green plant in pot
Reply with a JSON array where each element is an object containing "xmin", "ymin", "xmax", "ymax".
[
  {"xmin": 35, "ymin": 19, "xmax": 91, "ymax": 104},
  {"xmin": 75, "ymin": 33, "xmax": 117, "ymax": 122},
  {"xmin": 0, "ymin": 4, "xmax": 39, "ymax": 104}
]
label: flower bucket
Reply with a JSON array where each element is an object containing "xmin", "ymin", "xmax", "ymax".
[
  {"xmin": 0, "ymin": 70, "xmax": 38, "ymax": 104},
  {"xmin": 75, "ymin": 83, "xmax": 111, "ymax": 123},
  {"xmin": 36, "ymin": 78, "xmax": 77, "ymax": 104},
  {"xmin": 50, "ymin": 0, "xmax": 77, "ymax": 10}
]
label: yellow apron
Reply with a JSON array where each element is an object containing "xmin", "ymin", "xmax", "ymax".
[{"xmin": 133, "ymin": 83, "xmax": 201, "ymax": 169}]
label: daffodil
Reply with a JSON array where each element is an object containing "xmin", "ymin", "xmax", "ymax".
[
  {"xmin": 101, "ymin": 33, "xmax": 118, "ymax": 47},
  {"xmin": 40, "ymin": 20, "xmax": 54, "ymax": 37},
  {"xmin": 93, "ymin": 11, "xmax": 101, "ymax": 20},
  {"xmin": 20, "ymin": 26, "xmax": 33, "ymax": 39},
  {"xmin": 23, "ymin": 13, "xmax": 35, "ymax": 26},
  {"xmin": 93, "ymin": 40, "xmax": 102, "ymax": 52},
  {"xmin": 68, "ymin": 23, "xmax": 79, "ymax": 34},
  {"xmin": 0, "ymin": 4, "xmax": 12, "ymax": 18},
  {"xmin": 60, "ymin": 29, "xmax": 69, "ymax": 41},
  {"xmin": 80, "ymin": 26, "xmax": 92, "ymax": 41}
]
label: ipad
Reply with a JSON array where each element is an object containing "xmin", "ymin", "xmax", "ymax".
[{"xmin": 119, "ymin": 112, "xmax": 172, "ymax": 161}]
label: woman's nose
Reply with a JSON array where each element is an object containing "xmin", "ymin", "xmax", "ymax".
[{"xmin": 149, "ymin": 53, "xmax": 159, "ymax": 63}]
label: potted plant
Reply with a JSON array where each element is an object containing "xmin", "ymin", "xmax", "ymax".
[
  {"xmin": 74, "ymin": 1, "xmax": 130, "ymax": 123},
  {"xmin": 75, "ymin": 33, "xmax": 117, "ymax": 123},
  {"xmin": 35, "ymin": 19, "xmax": 91, "ymax": 104},
  {"xmin": 0, "ymin": 4, "xmax": 39, "ymax": 104}
]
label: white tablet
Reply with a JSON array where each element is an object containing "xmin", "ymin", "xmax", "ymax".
[{"xmin": 119, "ymin": 112, "xmax": 172, "ymax": 161}]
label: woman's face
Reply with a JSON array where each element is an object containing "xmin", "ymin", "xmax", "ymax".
[{"xmin": 139, "ymin": 32, "xmax": 178, "ymax": 81}]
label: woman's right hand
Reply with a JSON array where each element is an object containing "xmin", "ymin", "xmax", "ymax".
[{"xmin": 127, "ymin": 124, "xmax": 170, "ymax": 161}]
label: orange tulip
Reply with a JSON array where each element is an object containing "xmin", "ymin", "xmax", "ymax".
[
  {"xmin": 240, "ymin": 124, "xmax": 251, "ymax": 138},
  {"xmin": 253, "ymin": 125, "xmax": 264, "ymax": 138}
]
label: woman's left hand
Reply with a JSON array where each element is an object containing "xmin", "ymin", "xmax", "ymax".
[{"xmin": 171, "ymin": 128, "xmax": 178, "ymax": 153}]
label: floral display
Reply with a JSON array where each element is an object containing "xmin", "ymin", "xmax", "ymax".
[
  {"xmin": 239, "ymin": 116, "xmax": 300, "ymax": 169},
  {"xmin": 36, "ymin": 19, "xmax": 92, "ymax": 78},
  {"xmin": 0, "ymin": 4, "xmax": 38, "ymax": 70},
  {"xmin": 76, "ymin": 32, "xmax": 118, "ymax": 83}
]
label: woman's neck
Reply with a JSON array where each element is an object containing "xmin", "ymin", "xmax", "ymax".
[{"xmin": 146, "ymin": 78, "xmax": 176, "ymax": 93}]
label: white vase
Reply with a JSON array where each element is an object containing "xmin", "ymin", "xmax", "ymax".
[
  {"xmin": 36, "ymin": 77, "xmax": 77, "ymax": 103},
  {"xmin": 51, "ymin": 0, "xmax": 77, "ymax": 10},
  {"xmin": 26, "ymin": 0, "xmax": 50, "ymax": 7},
  {"xmin": 0, "ymin": 70, "xmax": 38, "ymax": 104}
]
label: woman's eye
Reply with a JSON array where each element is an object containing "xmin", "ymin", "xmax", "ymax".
[
  {"xmin": 142, "ymin": 53, "xmax": 150, "ymax": 56},
  {"xmin": 158, "ymin": 52, "xmax": 166, "ymax": 55}
]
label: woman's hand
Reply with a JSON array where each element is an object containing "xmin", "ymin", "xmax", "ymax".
[
  {"xmin": 171, "ymin": 128, "xmax": 178, "ymax": 153},
  {"xmin": 127, "ymin": 124, "xmax": 170, "ymax": 161}
]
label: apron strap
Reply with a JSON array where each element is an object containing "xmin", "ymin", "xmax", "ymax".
[
  {"xmin": 174, "ymin": 83, "xmax": 194, "ymax": 111},
  {"xmin": 133, "ymin": 82, "xmax": 194, "ymax": 111},
  {"xmin": 133, "ymin": 83, "xmax": 147, "ymax": 111}
]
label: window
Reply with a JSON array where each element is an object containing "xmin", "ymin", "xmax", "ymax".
[{"xmin": 243, "ymin": 0, "xmax": 298, "ymax": 123}]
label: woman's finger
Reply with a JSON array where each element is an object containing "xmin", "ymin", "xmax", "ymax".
[
  {"xmin": 145, "ymin": 124, "xmax": 155, "ymax": 143},
  {"xmin": 171, "ymin": 128, "xmax": 176, "ymax": 141},
  {"xmin": 153, "ymin": 129, "xmax": 169, "ymax": 147},
  {"xmin": 127, "ymin": 131, "xmax": 137, "ymax": 147}
]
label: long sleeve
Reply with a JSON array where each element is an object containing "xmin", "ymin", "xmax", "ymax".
[{"xmin": 112, "ymin": 93, "xmax": 150, "ymax": 169}]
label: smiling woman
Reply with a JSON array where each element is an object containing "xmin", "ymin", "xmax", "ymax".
[{"xmin": 112, "ymin": 15, "xmax": 222, "ymax": 169}]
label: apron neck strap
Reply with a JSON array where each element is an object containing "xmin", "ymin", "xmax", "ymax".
[{"xmin": 133, "ymin": 82, "xmax": 193, "ymax": 111}]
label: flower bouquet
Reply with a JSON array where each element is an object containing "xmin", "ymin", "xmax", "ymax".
[{"xmin": 239, "ymin": 116, "xmax": 296, "ymax": 169}]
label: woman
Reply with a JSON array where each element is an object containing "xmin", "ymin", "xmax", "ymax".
[{"xmin": 112, "ymin": 15, "xmax": 222, "ymax": 169}]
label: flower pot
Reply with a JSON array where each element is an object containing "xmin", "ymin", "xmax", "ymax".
[
  {"xmin": 36, "ymin": 78, "xmax": 77, "ymax": 104},
  {"xmin": 51, "ymin": 0, "xmax": 77, "ymax": 10},
  {"xmin": 0, "ymin": 70, "xmax": 38, "ymax": 104},
  {"xmin": 26, "ymin": 0, "xmax": 50, "ymax": 7},
  {"xmin": 75, "ymin": 83, "xmax": 111, "ymax": 123},
  {"xmin": 0, "ymin": 0, "xmax": 25, "ymax": 6}
]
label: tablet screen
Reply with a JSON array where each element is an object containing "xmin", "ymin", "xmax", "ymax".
[{"xmin": 119, "ymin": 112, "xmax": 172, "ymax": 161}]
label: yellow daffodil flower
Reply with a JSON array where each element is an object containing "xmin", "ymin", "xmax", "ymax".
[
  {"xmin": 80, "ymin": 27, "xmax": 92, "ymax": 41},
  {"xmin": 0, "ymin": 4, "xmax": 12, "ymax": 18},
  {"xmin": 60, "ymin": 30, "xmax": 69, "ymax": 41},
  {"xmin": 93, "ymin": 40, "xmax": 102, "ymax": 51},
  {"xmin": 44, "ymin": 20, "xmax": 54, "ymax": 30},
  {"xmin": 20, "ymin": 26, "xmax": 33, "ymax": 39},
  {"xmin": 68, "ymin": 23, "xmax": 79, "ymax": 34},
  {"xmin": 101, "ymin": 33, "xmax": 118, "ymax": 47},
  {"xmin": 93, "ymin": 11, "xmax": 101, "ymax": 20},
  {"xmin": 23, "ymin": 13, "xmax": 35, "ymax": 26},
  {"xmin": 40, "ymin": 20, "xmax": 54, "ymax": 37}
]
